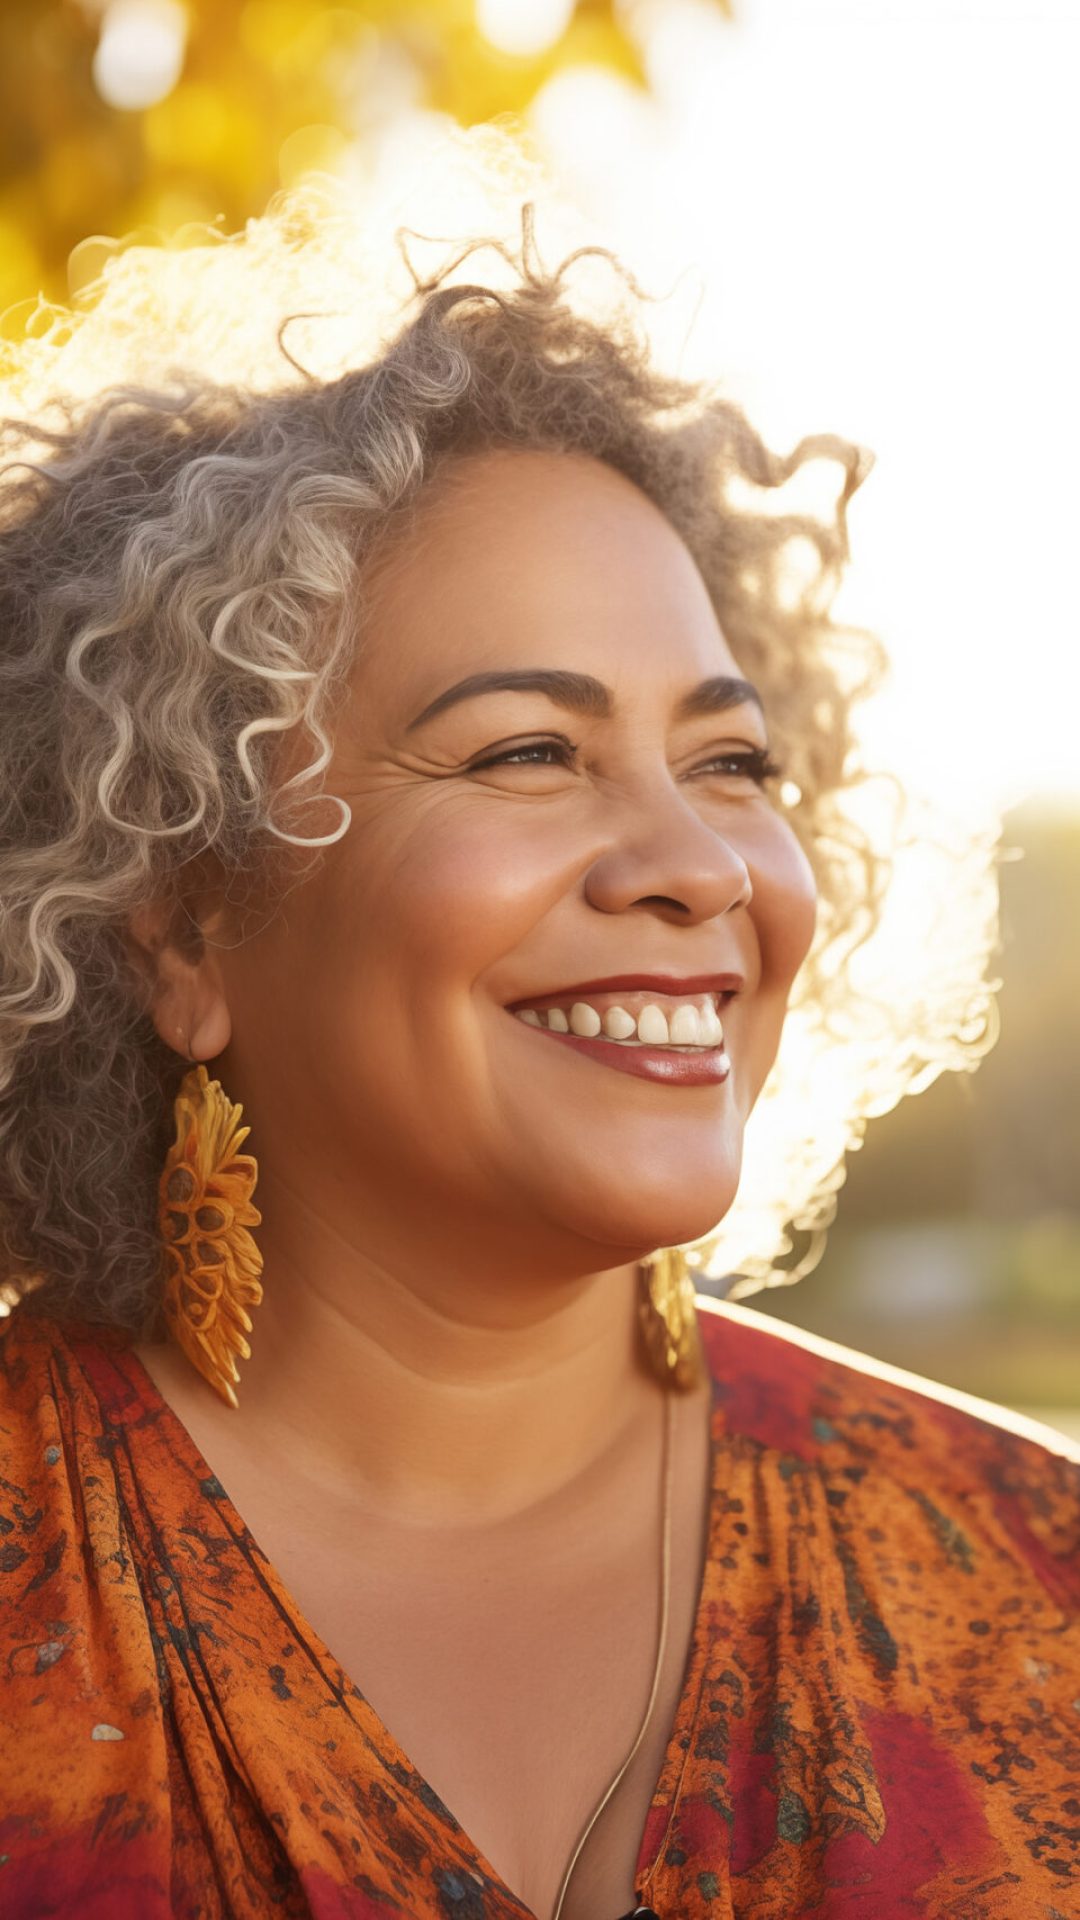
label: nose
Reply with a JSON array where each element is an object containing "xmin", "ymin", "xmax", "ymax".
[{"xmin": 582, "ymin": 779, "xmax": 753, "ymax": 924}]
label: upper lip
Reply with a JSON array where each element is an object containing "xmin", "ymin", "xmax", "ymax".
[{"xmin": 507, "ymin": 972, "xmax": 744, "ymax": 1005}]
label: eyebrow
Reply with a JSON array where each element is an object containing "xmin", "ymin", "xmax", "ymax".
[{"xmin": 405, "ymin": 667, "xmax": 765, "ymax": 731}]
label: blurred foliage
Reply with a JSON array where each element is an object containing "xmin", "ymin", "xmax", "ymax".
[{"xmin": 0, "ymin": 0, "xmax": 732, "ymax": 315}]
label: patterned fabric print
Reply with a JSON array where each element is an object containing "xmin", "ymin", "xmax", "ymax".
[
  {"xmin": 0, "ymin": 1298, "xmax": 1077, "ymax": 1920},
  {"xmin": 638, "ymin": 1308, "xmax": 1080, "ymax": 1919}
]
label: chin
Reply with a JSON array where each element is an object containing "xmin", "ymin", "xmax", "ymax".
[
  {"xmin": 547, "ymin": 1159, "xmax": 744, "ymax": 1262},
  {"xmin": 616, "ymin": 1198, "xmax": 737, "ymax": 1257}
]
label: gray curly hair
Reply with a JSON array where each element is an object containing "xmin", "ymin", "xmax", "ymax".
[{"xmin": 1, "ymin": 183, "xmax": 967, "ymax": 1339}]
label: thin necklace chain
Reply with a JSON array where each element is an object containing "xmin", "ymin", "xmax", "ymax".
[{"xmin": 549, "ymin": 1386, "xmax": 676, "ymax": 1920}]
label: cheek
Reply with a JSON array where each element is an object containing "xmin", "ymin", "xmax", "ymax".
[
  {"xmin": 748, "ymin": 820, "xmax": 818, "ymax": 987},
  {"xmin": 368, "ymin": 802, "xmax": 583, "ymax": 974},
  {"xmin": 729, "ymin": 820, "xmax": 817, "ymax": 1117}
]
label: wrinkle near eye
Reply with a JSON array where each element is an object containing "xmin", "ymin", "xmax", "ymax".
[{"xmin": 386, "ymin": 747, "xmax": 476, "ymax": 778}]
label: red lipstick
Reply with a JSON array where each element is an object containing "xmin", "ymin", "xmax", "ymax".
[{"xmin": 525, "ymin": 1026, "xmax": 733, "ymax": 1086}]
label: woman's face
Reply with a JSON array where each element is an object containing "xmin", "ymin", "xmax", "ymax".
[{"xmin": 191, "ymin": 447, "xmax": 817, "ymax": 1280}]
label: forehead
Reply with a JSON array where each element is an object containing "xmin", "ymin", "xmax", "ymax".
[{"xmin": 356, "ymin": 446, "xmax": 741, "ymax": 706}]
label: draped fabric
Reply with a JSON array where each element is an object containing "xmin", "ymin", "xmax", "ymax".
[{"xmin": 1, "ymin": 1294, "xmax": 1078, "ymax": 1919}]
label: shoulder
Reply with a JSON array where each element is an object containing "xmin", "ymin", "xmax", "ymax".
[
  {"xmin": 695, "ymin": 1290, "xmax": 1080, "ymax": 1471},
  {"xmin": 0, "ymin": 1309, "xmax": 94, "ymax": 1638},
  {"xmin": 1, "ymin": 1299, "xmax": 131, "ymax": 1372},
  {"xmin": 0, "ymin": 1304, "xmax": 67, "ymax": 1451},
  {"xmin": 695, "ymin": 1291, "xmax": 1080, "ymax": 1608},
  {"xmin": 1, "ymin": 1300, "xmax": 113, "ymax": 1403},
  {"xmin": 0, "ymin": 1304, "xmax": 132, "ymax": 1494}
]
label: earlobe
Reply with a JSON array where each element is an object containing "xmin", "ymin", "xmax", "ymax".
[
  {"xmin": 186, "ymin": 997, "xmax": 233, "ymax": 1063},
  {"xmin": 141, "ymin": 945, "xmax": 203, "ymax": 1055},
  {"xmin": 122, "ymin": 899, "xmax": 233, "ymax": 1061},
  {"xmin": 152, "ymin": 942, "xmax": 233, "ymax": 1062}
]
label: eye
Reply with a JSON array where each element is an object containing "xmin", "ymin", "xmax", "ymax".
[
  {"xmin": 695, "ymin": 746, "xmax": 782, "ymax": 786},
  {"xmin": 469, "ymin": 737, "xmax": 577, "ymax": 771}
]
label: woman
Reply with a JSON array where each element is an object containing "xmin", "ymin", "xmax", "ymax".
[{"xmin": 0, "ymin": 188, "xmax": 1077, "ymax": 1920}]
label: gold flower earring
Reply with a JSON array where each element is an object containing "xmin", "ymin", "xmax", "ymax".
[
  {"xmin": 637, "ymin": 1245, "xmax": 707, "ymax": 1390},
  {"xmin": 158, "ymin": 1046, "xmax": 264, "ymax": 1410}
]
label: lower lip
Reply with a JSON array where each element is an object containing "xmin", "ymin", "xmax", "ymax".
[{"xmin": 512, "ymin": 1020, "xmax": 732, "ymax": 1086}]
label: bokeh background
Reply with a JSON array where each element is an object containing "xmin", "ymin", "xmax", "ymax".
[{"xmin": 2, "ymin": 0, "xmax": 1077, "ymax": 1437}]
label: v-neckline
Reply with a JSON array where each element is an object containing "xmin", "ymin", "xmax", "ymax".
[{"xmin": 94, "ymin": 1327, "xmax": 724, "ymax": 1920}]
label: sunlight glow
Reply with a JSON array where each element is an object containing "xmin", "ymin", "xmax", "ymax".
[
  {"xmin": 92, "ymin": 0, "xmax": 187, "ymax": 111},
  {"xmin": 476, "ymin": 0, "xmax": 575, "ymax": 58},
  {"xmin": 529, "ymin": 0, "xmax": 1080, "ymax": 811}
]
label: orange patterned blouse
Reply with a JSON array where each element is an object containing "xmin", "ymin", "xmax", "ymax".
[{"xmin": 1, "ymin": 1294, "xmax": 1078, "ymax": 1920}]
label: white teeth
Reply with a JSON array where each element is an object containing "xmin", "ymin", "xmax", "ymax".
[
  {"xmin": 699, "ymin": 1000, "xmax": 725, "ymax": 1046},
  {"xmin": 636, "ymin": 1004, "xmax": 670, "ymax": 1045},
  {"xmin": 514, "ymin": 995, "xmax": 728, "ymax": 1050},
  {"xmin": 603, "ymin": 1006, "xmax": 637, "ymax": 1040},
  {"xmin": 668, "ymin": 1004, "xmax": 702, "ymax": 1045}
]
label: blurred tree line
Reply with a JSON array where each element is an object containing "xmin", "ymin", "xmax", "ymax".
[{"xmin": 0, "ymin": 0, "xmax": 731, "ymax": 316}]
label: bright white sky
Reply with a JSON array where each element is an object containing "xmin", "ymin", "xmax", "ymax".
[{"xmin": 522, "ymin": 0, "xmax": 1079, "ymax": 818}]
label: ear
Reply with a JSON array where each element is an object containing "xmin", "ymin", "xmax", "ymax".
[
  {"xmin": 122, "ymin": 897, "xmax": 179, "ymax": 1012},
  {"xmin": 123, "ymin": 892, "xmax": 233, "ymax": 1061}
]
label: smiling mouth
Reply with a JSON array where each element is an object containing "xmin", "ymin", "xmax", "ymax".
[{"xmin": 505, "ymin": 978, "xmax": 736, "ymax": 1086}]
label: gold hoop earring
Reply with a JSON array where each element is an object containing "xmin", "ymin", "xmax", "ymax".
[
  {"xmin": 158, "ymin": 1063, "xmax": 264, "ymax": 1410},
  {"xmin": 637, "ymin": 1247, "xmax": 707, "ymax": 1391}
]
